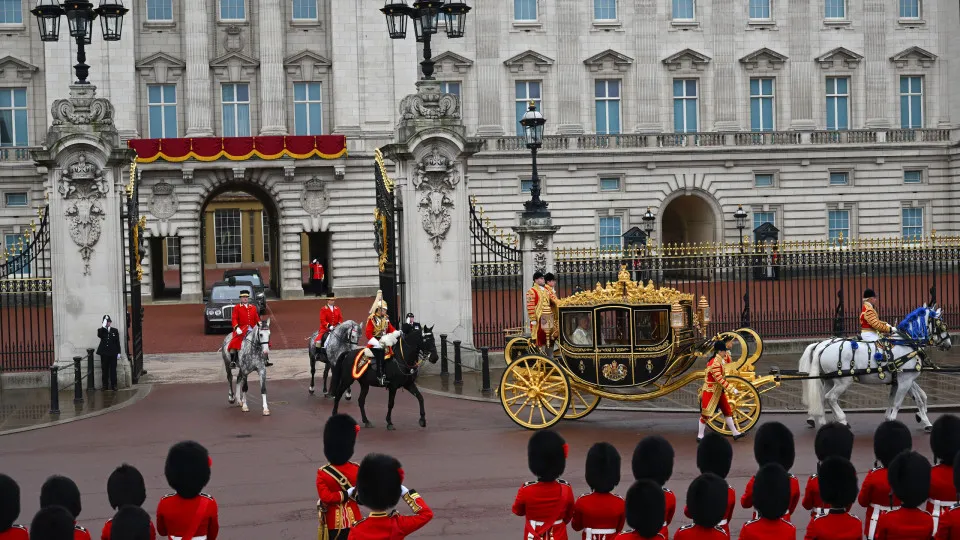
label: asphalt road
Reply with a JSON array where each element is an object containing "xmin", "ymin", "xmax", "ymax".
[{"xmin": 0, "ymin": 379, "xmax": 946, "ymax": 539}]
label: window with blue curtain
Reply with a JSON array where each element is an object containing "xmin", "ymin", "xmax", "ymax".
[
  {"xmin": 0, "ymin": 0, "xmax": 23, "ymax": 24},
  {"xmin": 750, "ymin": 78, "xmax": 775, "ymax": 132},
  {"xmin": 829, "ymin": 172, "xmax": 849, "ymax": 185},
  {"xmin": 672, "ymin": 0, "xmax": 694, "ymax": 19},
  {"xmin": 754, "ymin": 174, "xmax": 774, "ymax": 187},
  {"xmin": 599, "ymin": 216, "xmax": 622, "ymax": 248},
  {"xmin": 899, "ymin": 0, "xmax": 920, "ymax": 18},
  {"xmin": 753, "ymin": 211, "xmax": 775, "ymax": 230},
  {"xmin": 4, "ymin": 234, "xmax": 30, "ymax": 274},
  {"xmin": 595, "ymin": 80, "xmax": 621, "ymax": 134},
  {"xmin": 825, "ymin": 77, "xmax": 849, "ymax": 131},
  {"xmin": 902, "ymin": 208, "xmax": 923, "ymax": 240},
  {"xmin": 749, "ymin": 0, "xmax": 770, "ymax": 19},
  {"xmin": 672, "ymin": 79, "xmax": 698, "ymax": 133},
  {"xmin": 440, "ymin": 81, "xmax": 461, "ymax": 98},
  {"xmin": 220, "ymin": 0, "xmax": 245, "ymax": 20},
  {"xmin": 146, "ymin": 0, "xmax": 172, "ymax": 21},
  {"xmin": 294, "ymin": 82, "xmax": 323, "ymax": 135},
  {"xmin": 515, "ymin": 81, "xmax": 541, "ymax": 136},
  {"xmin": 0, "ymin": 88, "xmax": 28, "ymax": 147},
  {"xmin": 221, "ymin": 83, "xmax": 251, "ymax": 137},
  {"xmin": 514, "ymin": 0, "xmax": 536, "ymax": 20},
  {"xmin": 147, "ymin": 84, "xmax": 177, "ymax": 139},
  {"xmin": 825, "ymin": 0, "xmax": 845, "ymax": 18},
  {"xmin": 293, "ymin": 0, "xmax": 317, "ymax": 19},
  {"xmin": 828, "ymin": 210, "xmax": 849, "ymax": 241},
  {"xmin": 594, "ymin": 0, "xmax": 617, "ymax": 20},
  {"xmin": 900, "ymin": 76, "xmax": 923, "ymax": 129}
]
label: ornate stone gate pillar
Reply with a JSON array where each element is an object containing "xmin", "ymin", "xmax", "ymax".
[{"xmin": 33, "ymin": 85, "xmax": 135, "ymax": 388}]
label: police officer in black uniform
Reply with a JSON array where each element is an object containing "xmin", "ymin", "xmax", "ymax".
[
  {"xmin": 97, "ymin": 315, "xmax": 122, "ymax": 391},
  {"xmin": 401, "ymin": 313, "xmax": 421, "ymax": 335}
]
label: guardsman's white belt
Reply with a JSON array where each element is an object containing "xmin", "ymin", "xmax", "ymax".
[
  {"xmin": 526, "ymin": 520, "xmax": 563, "ymax": 540},
  {"xmin": 931, "ymin": 499, "xmax": 957, "ymax": 534},
  {"xmin": 867, "ymin": 504, "xmax": 899, "ymax": 539},
  {"xmin": 584, "ymin": 528, "xmax": 617, "ymax": 539},
  {"xmin": 170, "ymin": 536, "xmax": 207, "ymax": 540}
]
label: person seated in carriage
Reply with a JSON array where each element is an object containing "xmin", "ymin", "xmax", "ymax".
[
  {"xmin": 861, "ymin": 289, "xmax": 894, "ymax": 342},
  {"xmin": 315, "ymin": 292, "xmax": 344, "ymax": 352},
  {"xmin": 571, "ymin": 315, "xmax": 594, "ymax": 347},
  {"xmin": 697, "ymin": 338, "xmax": 744, "ymax": 442},
  {"xmin": 229, "ymin": 290, "xmax": 271, "ymax": 368},
  {"xmin": 365, "ymin": 291, "xmax": 397, "ymax": 386}
]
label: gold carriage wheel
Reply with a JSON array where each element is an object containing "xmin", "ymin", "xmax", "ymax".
[
  {"xmin": 499, "ymin": 355, "xmax": 571, "ymax": 430},
  {"xmin": 504, "ymin": 337, "xmax": 539, "ymax": 365},
  {"xmin": 705, "ymin": 375, "xmax": 762, "ymax": 437},
  {"xmin": 563, "ymin": 383, "xmax": 601, "ymax": 420}
]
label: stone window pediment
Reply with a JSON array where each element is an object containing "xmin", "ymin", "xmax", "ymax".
[
  {"xmin": 0, "ymin": 56, "xmax": 40, "ymax": 80},
  {"xmin": 816, "ymin": 47, "xmax": 863, "ymax": 70},
  {"xmin": 210, "ymin": 51, "xmax": 260, "ymax": 82},
  {"xmin": 284, "ymin": 50, "xmax": 331, "ymax": 80},
  {"xmin": 503, "ymin": 50, "xmax": 555, "ymax": 74},
  {"xmin": 739, "ymin": 47, "xmax": 788, "ymax": 71},
  {"xmin": 583, "ymin": 49, "xmax": 634, "ymax": 73},
  {"xmin": 890, "ymin": 46, "xmax": 937, "ymax": 69},
  {"xmin": 430, "ymin": 51, "xmax": 474, "ymax": 75},
  {"xmin": 662, "ymin": 48, "xmax": 711, "ymax": 71},
  {"xmin": 135, "ymin": 52, "xmax": 186, "ymax": 84}
]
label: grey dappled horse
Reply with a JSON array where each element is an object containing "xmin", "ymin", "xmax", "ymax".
[
  {"xmin": 220, "ymin": 319, "xmax": 273, "ymax": 416},
  {"xmin": 308, "ymin": 320, "xmax": 359, "ymax": 399}
]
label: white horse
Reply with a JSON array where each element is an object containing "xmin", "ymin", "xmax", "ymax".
[
  {"xmin": 801, "ymin": 305, "xmax": 951, "ymax": 430},
  {"xmin": 220, "ymin": 319, "xmax": 272, "ymax": 416},
  {"xmin": 308, "ymin": 320, "xmax": 359, "ymax": 398}
]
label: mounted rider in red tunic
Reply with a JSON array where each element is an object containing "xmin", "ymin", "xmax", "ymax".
[
  {"xmin": 228, "ymin": 290, "xmax": 269, "ymax": 368},
  {"xmin": 697, "ymin": 338, "xmax": 744, "ymax": 442},
  {"xmin": 365, "ymin": 291, "xmax": 397, "ymax": 385},
  {"xmin": 315, "ymin": 292, "xmax": 344, "ymax": 351}
]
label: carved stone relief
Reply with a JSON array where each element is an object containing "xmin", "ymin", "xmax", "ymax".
[
  {"xmin": 412, "ymin": 147, "xmax": 459, "ymax": 262},
  {"xmin": 534, "ymin": 253, "xmax": 547, "ymax": 273},
  {"xmin": 58, "ymin": 154, "xmax": 108, "ymax": 275},
  {"xmin": 51, "ymin": 85, "xmax": 114, "ymax": 126},
  {"xmin": 148, "ymin": 182, "xmax": 178, "ymax": 221},
  {"xmin": 300, "ymin": 176, "xmax": 331, "ymax": 216},
  {"xmin": 399, "ymin": 82, "xmax": 461, "ymax": 121}
]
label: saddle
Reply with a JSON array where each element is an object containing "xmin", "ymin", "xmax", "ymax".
[{"xmin": 351, "ymin": 348, "xmax": 391, "ymax": 381}]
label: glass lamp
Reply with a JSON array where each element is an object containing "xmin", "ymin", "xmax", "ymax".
[
  {"xmin": 95, "ymin": 0, "xmax": 128, "ymax": 41},
  {"xmin": 519, "ymin": 101, "xmax": 546, "ymax": 148},
  {"xmin": 733, "ymin": 204, "xmax": 748, "ymax": 230},
  {"xmin": 440, "ymin": 0, "xmax": 470, "ymax": 38},
  {"xmin": 698, "ymin": 296, "xmax": 711, "ymax": 325},
  {"xmin": 411, "ymin": 0, "xmax": 443, "ymax": 42},
  {"xmin": 31, "ymin": 0, "xmax": 65, "ymax": 41},
  {"xmin": 670, "ymin": 302, "xmax": 684, "ymax": 330},
  {"xmin": 381, "ymin": 1, "xmax": 411, "ymax": 39},
  {"xmin": 64, "ymin": 0, "xmax": 95, "ymax": 44}
]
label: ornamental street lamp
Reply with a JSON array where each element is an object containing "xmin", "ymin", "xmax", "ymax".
[
  {"xmin": 641, "ymin": 207, "xmax": 656, "ymax": 244},
  {"xmin": 733, "ymin": 204, "xmax": 748, "ymax": 251},
  {"xmin": 519, "ymin": 101, "xmax": 548, "ymax": 218},
  {"xmin": 31, "ymin": 0, "xmax": 129, "ymax": 84},
  {"xmin": 381, "ymin": 1, "xmax": 472, "ymax": 80}
]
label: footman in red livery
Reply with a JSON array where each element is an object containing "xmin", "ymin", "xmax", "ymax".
[
  {"xmin": 513, "ymin": 430, "xmax": 576, "ymax": 540},
  {"xmin": 737, "ymin": 463, "xmax": 797, "ymax": 540},
  {"xmin": 674, "ymin": 474, "xmax": 729, "ymax": 540},
  {"xmin": 875, "ymin": 450, "xmax": 933, "ymax": 540},
  {"xmin": 804, "ymin": 457, "xmax": 863, "ymax": 540},
  {"xmin": 156, "ymin": 441, "xmax": 219, "ymax": 540},
  {"xmin": 0, "ymin": 474, "xmax": 28, "ymax": 540},
  {"xmin": 614, "ymin": 480, "xmax": 666, "ymax": 540},
  {"xmin": 573, "ymin": 443, "xmax": 625, "ymax": 540},
  {"xmin": 349, "ymin": 453, "xmax": 433, "ymax": 539}
]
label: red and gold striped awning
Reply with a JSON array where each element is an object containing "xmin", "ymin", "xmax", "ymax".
[{"xmin": 127, "ymin": 135, "xmax": 347, "ymax": 163}]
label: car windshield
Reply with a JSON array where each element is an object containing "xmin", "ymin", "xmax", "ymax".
[
  {"xmin": 228, "ymin": 273, "xmax": 261, "ymax": 286},
  {"xmin": 211, "ymin": 285, "xmax": 249, "ymax": 301}
]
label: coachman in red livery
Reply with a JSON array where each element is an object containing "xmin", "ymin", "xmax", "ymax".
[
  {"xmin": 697, "ymin": 339, "xmax": 743, "ymax": 442},
  {"xmin": 228, "ymin": 290, "xmax": 264, "ymax": 368}
]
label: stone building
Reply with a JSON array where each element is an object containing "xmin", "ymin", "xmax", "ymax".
[{"xmin": 1, "ymin": 0, "xmax": 959, "ymax": 301}]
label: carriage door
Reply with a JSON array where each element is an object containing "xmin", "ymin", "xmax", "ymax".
[{"xmin": 595, "ymin": 307, "xmax": 633, "ymax": 385}]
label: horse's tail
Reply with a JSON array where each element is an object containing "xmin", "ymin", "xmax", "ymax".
[{"xmin": 801, "ymin": 342, "xmax": 826, "ymax": 417}]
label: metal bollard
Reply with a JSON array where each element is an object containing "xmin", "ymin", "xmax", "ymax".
[
  {"xmin": 439, "ymin": 334, "xmax": 449, "ymax": 375},
  {"xmin": 480, "ymin": 347, "xmax": 491, "ymax": 393},
  {"xmin": 86, "ymin": 348, "xmax": 95, "ymax": 392},
  {"xmin": 73, "ymin": 356, "xmax": 84, "ymax": 404},
  {"xmin": 49, "ymin": 365, "xmax": 60, "ymax": 415},
  {"xmin": 453, "ymin": 340, "xmax": 463, "ymax": 386}
]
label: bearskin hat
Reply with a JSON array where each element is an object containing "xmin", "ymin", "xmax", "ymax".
[
  {"xmin": 111, "ymin": 506, "xmax": 152, "ymax": 540},
  {"xmin": 753, "ymin": 463, "xmax": 791, "ymax": 519},
  {"xmin": 39, "ymin": 475, "xmax": 82, "ymax": 518},
  {"xmin": 931, "ymin": 415, "xmax": 960, "ymax": 465},
  {"xmin": 814, "ymin": 422, "xmax": 854, "ymax": 462},
  {"xmin": 888, "ymin": 451, "xmax": 931, "ymax": 508},
  {"xmin": 164, "ymin": 441, "xmax": 211, "ymax": 499},
  {"xmin": 697, "ymin": 432, "xmax": 733, "ymax": 479},
  {"xmin": 0, "ymin": 474, "xmax": 20, "ymax": 531},
  {"xmin": 324, "ymin": 414, "xmax": 359, "ymax": 466},
  {"xmin": 528, "ymin": 431, "xmax": 567, "ymax": 482},
  {"xmin": 632, "ymin": 435, "xmax": 674, "ymax": 486},
  {"xmin": 355, "ymin": 453, "xmax": 403, "ymax": 512},
  {"xmin": 30, "ymin": 506, "xmax": 75, "ymax": 540},
  {"xmin": 818, "ymin": 457, "xmax": 859, "ymax": 509},
  {"xmin": 625, "ymin": 480, "xmax": 666, "ymax": 538},
  {"xmin": 873, "ymin": 420, "xmax": 912, "ymax": 468},
  {"xmin": 107, "ymin": 464, "xmax": 147, "ymax": 510},
  {"xmin": 686, "ymin": 473, "xmax": 728, "ymax": 529},
  {"xmin": 585, "ymin": 442, "xmax": 621, "ymax": 494},
  {"xmin": 753, "ymin": 422, "xmax": 795, "ymax": 471}
]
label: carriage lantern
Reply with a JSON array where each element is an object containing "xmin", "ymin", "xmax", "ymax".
[
  {"xmin": 670, "ymin": 302, "xmax": 684, "ymax": 330},
  {"xmin": 698, "ymin": 296, "xmax": 711, "ymax": 325}
]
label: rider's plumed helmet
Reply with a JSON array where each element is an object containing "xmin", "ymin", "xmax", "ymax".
[
  {"xmin": 814, "ymin": 422, "xmax": 854, "ymax": 462},
  {"xmin": 107, "ymin": 464, "xmax": 147, "ymax": 509},
  {"xmin": 632, "ymin": 435, "xmax": 674, "ymax": 486},
  {"xmin": 753, "ymin": 463, "xmax": 791, "ymax": 519},
  {"xmin": 324, "ymin": 414, "xmax": 359, "ymax": 466},
  {"xmin": 754, "ymin": 421, "xmax": 795, "ymax": 471},
  {"xmin": 585, "ymin": 442, "xmax": 621, "ymax": 494},
  {"xmin": 0, "ymin": 474, "xmax": 21, "ymax": 531},
  {"xmin": 40, "ymin": 476, "xmax": 82, "ymax": 518},
  {"xmin": 355, "ymin": 453, "xmax": 403, "ymax": 512},
  {"xmin": 931, "ymin": 414, "xmax": 960, "ymax": 465},
  {"xmin": 686, "ymin": 473, "xmax": 728, "ymax": 529},
  {"xmin": 697, "ymin": 432, "xmax": 733, "ymax": 479},
  {"xmin": 164, "ymin": 441, "xmax": 211, "ymax": 499},
  {"xmin": 888, "ymin": 451, "xmax": 931, "ymax": 508},
  {"xmin": 625, "ymin": 480, "xmax": 666, "ymax": 538},
  {"xmin": 369, "ymin": 290, "xmax": 387, "ymax": 316},
  {"xmin": 110, "ymin": 506, "xmax": 153, "ymax": 540},
  {"xmin": 528, "ymin": 430, "xmax": 567, "ymax": 482},
  {"xmin": 873, "ymin": 420, "xmax": 912, "ymax": 468},
  {"xmin": 818, "ymin": 457, "xmax": 859, "ymax": 508}
]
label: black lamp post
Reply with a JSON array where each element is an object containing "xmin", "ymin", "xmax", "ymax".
[
  {"xmin": 381, "ymin": 1, "xmax": 471, "ymax": 80},
  {"xmin": 31, "ymin": 0, "xmax": 129, "ymax": 85},
  {"xmin": 641, "ymin": 207, "xmax": 656, "ymax": 244},
  {"xmin": 519, "ymin": 101, "xmax": 548, "ymax": 218},
  {"xmin": 733, "ymin": 204, "xmax": 748, "ymax": 252}
]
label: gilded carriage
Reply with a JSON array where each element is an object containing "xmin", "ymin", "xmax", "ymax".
[{"xmin": 499, "ymin": 267, "xmax": 770, "ymax": 433}]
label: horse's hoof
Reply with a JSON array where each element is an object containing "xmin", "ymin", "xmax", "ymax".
[
  {"xmin": 263, "ymin": 409, "xmax": 271, "ymax": 416},
  {"xmin": 241, "ymin": 404, "xmax": 249, "ymax": 412},
  {"xmin": 419, "ymin": 418, "xmax": 426, "ymax": 428},
  {"xmin": 387, "ymin": 424, "xmax": 396, "ymax": 431},
  {"xmin": 308, "ymin": 387, "xmax": 315, "ymax": 395},
  {"xmin": 806, "ymin": 418, "xmax": 815, "ymax": 429},
  {"xmin": 228, "ymin": 396, "xmax": 236, "ymax": 404},
  {"xmin": 363, "ymin": 421, "xmax": 374, "ymax": 428}
]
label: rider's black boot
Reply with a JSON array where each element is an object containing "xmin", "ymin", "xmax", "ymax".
[
  {"xmin": 230, "ymin": 351, "xmax": 238, "ymax": 369},
  {"xmin": 375, "ymin": 349, "xmax": 387, "ymax": 386}
]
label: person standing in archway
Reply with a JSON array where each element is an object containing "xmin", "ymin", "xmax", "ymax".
[{"xmin": 310, "ymin": 259, "xmax": 326, "ymax": 297}]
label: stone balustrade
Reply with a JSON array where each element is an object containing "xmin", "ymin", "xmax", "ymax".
[{"xmin": 0, "ymin": 147, "xmax": 35, "ymax": 163}]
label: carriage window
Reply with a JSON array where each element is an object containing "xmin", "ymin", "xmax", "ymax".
[
  {"xmin": 634, "ymin": 310, "xmax": 669, "ymax": 344},
  {"xmin": 596, "ymin": 308, "xmax": 630, "ymax": 346},
  {"xmin": 564, "ymin": 312, "xmax": 594, "ymax": 346}
]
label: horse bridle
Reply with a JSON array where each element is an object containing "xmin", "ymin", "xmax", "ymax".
[
  {"xmin": 397, "ymin": 332, "xmax": 434, "ymax": 372},
  {"xmin": 246, "ymin": 324, "xmax": 270, "ymax": 348}
]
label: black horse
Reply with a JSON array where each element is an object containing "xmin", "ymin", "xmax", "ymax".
[{"xmin": 329, "ymin": 326, "xmax": 438, "ymax": 430}]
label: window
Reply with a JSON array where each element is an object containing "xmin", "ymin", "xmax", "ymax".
[
  {"xmin": 899, "ymin": 0, "xmax": 920, "ymax": 18},
  {"xmin": 749, "ymin": 0, "xmax": 770, "ymax": 19},
  {"xmin": 829, "ymin": 172, "xmax": 849, "ymax": 185},
  {"xmin": 4, "ymin": 192, "xmax": 27, "ymax": 207},
  {"xmin": 440, "ymin": 81, "xmax": 461, "ymax": 98},
  {"xmin": 514, "ymin": 0, "xmax": 536, "ymax": 21},
  {"xmin": 165, "ymin": 237, "xmax": 181, "ymax": 266},
  {"xmin": 594, "ymin": 0, "xmax": 616, "ymax": 20},
  {"xmin": 262, "ymin": 213, "xmax": 271, "ymax": 262},
  {"xmin": 220, "ymin": 0, "xmax": 244, "ymax": 20},
  {"xmin": 825, "ymin": 77, "xmax": 849, "ymax": 131},
  {"xmin": 214, "ymin": 209, "xmax": 242, "ymax": 264},
  {"xmin": 750, "ymin": 78, "xmax": 775, "ymax": 132},
  {"xmin": 672, "ymin": 0, "xmax": 694, "ymax": 20},
  {"xmin": 292, "ymin": 0, "xmax": 317, "ymax": 20},
  {"xmin": 4, "ymin": 234, "xmax": 29, "ymax": 274},
  {"xmin": 146, "ymin": 0, "xmax": 172, "ymax": 21},
  {"xmin": 520, "ymin": 179, "xmax": 533, "ymax": 193},
  {"xmin": 0, "ymin": 0, "xmax": 23, "ymax": 24},
  {"xmin": 900, "ymin": 76, "xmax": 923, "ymax": 129},
  {"xmin": 595, "ymin": 80, "xmax": 621, "ymax": 135},
  {"xmin": 825, "ymin": 0, "xmax": 845, "ymax": 18},
  {"xmin": 0, "ymin": 88, "xmax": 27, "ymax": 147},
  {"xmin": 221, "ymin": 83, "xmax": 250, "ymax": 137},
  {"xmin": 600, "ymin": 177, "xmax": 621, "ymax": 191},
  {"xmin": 754, "ymin": 211, "xmax": 775, "ymax": 230},
  {"xmin": 673, "ymin": 79, "xmax": 698, "ymax": 133},
  {"xmin": 599, "ymin": 216, "xmax": 622, "ymax": 248},
  {"xmin": 904, "ymin": 170, "xmax": 923, "ymax": 184},
  {"xmin": 754, "ymin": 174, "xmax": 774, "ymax": 187},
  {"xmin": 147, "ymin": 84, "xmax": 177, "ymax": 138},
  {"xmin": 294, "ymin": 82, "xmax": 323, "ymax": 136},
  {"xmin": 828, "ymin": 209, "xmax": 849, "ymax": 241},
  {"xmin": 515, "ymin": 81, "xmax": 541, "ymax": 136},
  {"xmin": 902, "ymin": 208, "xmax": 923, "ymax": 240}
]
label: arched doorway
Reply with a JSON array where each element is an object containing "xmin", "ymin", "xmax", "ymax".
[
  {"xmin": 660, "ymin": 194, "xmax": 719, "ymax": 245},
  {"xmin": 198, "ymin": 183, "xmax": 282, "ymax": 298}
]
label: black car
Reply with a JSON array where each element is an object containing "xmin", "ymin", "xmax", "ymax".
[
  {"xmin": 204, "ymin": 279, "xmax": 257, "ymax": 334},
  {"xmin": 222, "ymin": 269, "xmax": 267, "ymax": 314}
]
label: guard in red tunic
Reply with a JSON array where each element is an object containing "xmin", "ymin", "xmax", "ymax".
[
  {"xmin": 40, "ymin": 475, "xmax": 91, "ymax": 540},
  {"xmin": 310, "ymin": 259, "xmax": 326, "ymax": 296},
  {"xmin": 740, "ymin": 422, "xmax": 800, "ymax": 521},
  {"xmin": 365, "ymin": 291, "xmax": 398, "ymax": 385},
  {"xmin": 315, "ymin": 293, "xmax": 344, "ymax": 347},
  {"xmin": 349, "ymin": 453, "xmax": 433, "ymax": 539},
  {"xmin": 101, "ymin": 465, "xmax": 156, "ymax": 540},
  {"xmin": 317, "ymin": 414, "xmax": 362, "ymax": 540},
  {"xmin": 802, "ymin": 423, "xmax": 855, "ymax": 530},
  {"xmin": 929, "ymin": 415, "xmax": 960, "ymax": 533},
  {"xmin": 573, "ymin": 443, "xmax": 625, "ymax": 540},
  {"xmin": 631, "ymin": 436, "xmax": 675, "ymax": 539},
  {"xmin": 935, "ymin": 453, "xmax": 960, "ymax": 540},
  {"xmin": 513, "ymin": 430, "xmax": 575, "ymax": 540},
  {"xmin": 109, "ymin": 506, "xmax": 153, "ymax": 540},
  {"xmin": 0, "ymin": 474, "xmax": 28, "ymax": 540},
  {"xmin": 804, "ymin": 457, "xmax": 863, "ymax": 540},
  {"xmin": 30, "ymin": 506, "xmax": 76, "ymax": 540},
  {"xmin": 228, "ymin": 290, "xmax": 264, "ymax": 368},
  {"xmin": 614, "ymin": 480, "xmax": 666, "ymax": 540},
  {"xmin": 737, "ymin": 463, "xmax": 797, "ymax": 540},
  {"xmin": 698, "ymin": 340, "xmax": 743, "ymax": 442},
  {"xmin": 875, "ymin": 451, "xmax": 934, "ymax": 540},
  {"xmin": 674, "ymin": 474, "xmax": 729, "ymax": 540},
  {"xmin": 859, "ymin": 420, "xmax": 913, "ymax": 540},
  {"xmin": 684, "ymin": 432, "xmax": 735, "ymax": 537},
  {"xmin": 156, "ymin": 441, "xmax": 219, "ymax": 540}
]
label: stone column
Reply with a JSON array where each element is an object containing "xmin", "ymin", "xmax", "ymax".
[
  {"xmin": 184, "ymin": 0, "xmax": 214, "ymax": 136},
  {"xmin": 788, "ymin": 0, "xmax": 816, "ymax": 129},
  {"xmin": 555, "ymin": 0, "xmax": 583, "ymax": 134},
  {"xmin": 32, "ymin": 85, "xmax": 134, "ymax": 389},
  {"xmin": 258, "ymin": 0, "xmax": 287, "ymax": 135},
  {"xmin": 634, "ymin": 0, "xmax": 662, "ymax": 132},
  {"xmin": 475, "ymin": 1, "xmax": 504, "ymax": 136},
  {"xmin": 863, "ymin": 0, "xmax": 890, "ymax": 128},
  {"xmin": 712, "ymin": 2, "xmax": 740, "ymax": 131},
  {"xmin": 514, "ymin": 219, "xmax": 560, "ymax": 294},
  {"xmin": 937, "ymin": 0, "xmax": 953, "ymax": 127}
]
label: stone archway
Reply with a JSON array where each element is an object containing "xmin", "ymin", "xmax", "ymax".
[{"xmin": 660, "ymin": 193, "xmax": 720, "ymax": 245}]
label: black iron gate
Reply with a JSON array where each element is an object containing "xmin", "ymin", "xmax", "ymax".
[
  {"xmin": 0, "ymin": 206, "xmax": 53, "ymax": 372},
  {"xmin": 374, "ymin": 149, "xmax": 402, "ymax": 323},
  {"xmin": 470, "ymin": 198, "xmax": 523, "ymax": 349},
  {"xmin": 123, "ymin": 162, "xmax": 145, "ymax": 383}
]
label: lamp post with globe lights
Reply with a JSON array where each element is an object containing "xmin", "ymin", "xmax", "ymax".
[
  {"xmin": 519, "ymin": 101, "xmax": 548, "ymax": 219},
  {"xmin": 733, "ymin": 204, "xmax": 751, "ymax": 328},
  {"xmin": 31, "ymin": 0, "xmax": 129, "ymax": 85},
  {"xmin": 381, "ymin": 1, "xmax": 471, "ymax": 80}
]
